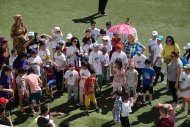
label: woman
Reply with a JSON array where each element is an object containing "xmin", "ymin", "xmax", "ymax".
[
  {"xmin": 66, "ymin": 37, "xmax": 83, "ymax": 70},
  {"xmin": 161, "ymin": 36, "xmax": 180, "ymax": 65},
  {"xmin": 123, "ymin": 34, "xmax": 145, "ymax": 59},
  {"xmin": 0, "ymin": 37, "xmax": 10, "ymax": 69},
  {"xmin": 183, "ymin": 43, "xmax": 190, "ymax": 63},
  {"xmin": 11, "ymin": 14, "xmax": 28, "ymax": 53},
  {"xmin": 167, "ymin": 51, "xmax": 182, "ymax": 108}
]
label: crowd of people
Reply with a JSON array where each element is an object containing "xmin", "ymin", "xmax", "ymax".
[{"xmin": 0, "ymin": 14, "xmax": 190, "ymax": 127}]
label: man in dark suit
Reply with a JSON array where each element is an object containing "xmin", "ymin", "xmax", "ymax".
[{"xmin": 98, "ymin": 0, "xmax": 108, "ymax": 16}]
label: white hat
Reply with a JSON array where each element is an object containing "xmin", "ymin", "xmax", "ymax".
[
  {"xmin": 52, "ymin": 27, "xmax": 61, "ymax": 32},
  {"xmin": 184, "ymin": 43, "xmax": 190, "ymax": 50},
  {"xmin": 28, "ymin": 31, "xmax": 35, "ymax": 37},
  {"xmin": 102, "ymin": 36, "xmax": 109, "ymax": 41},
  {"xmin": 152, "ymin": 31, "xmax": 158, "ymax": 36},
  {"xmin": 66, "ymin": 33, "xmax": 73, "ymax": 40}
]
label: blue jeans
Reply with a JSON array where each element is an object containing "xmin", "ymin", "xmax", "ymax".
[{"xmin": 112, "ymin": 108, "xmax": 120, "ymax": 122}]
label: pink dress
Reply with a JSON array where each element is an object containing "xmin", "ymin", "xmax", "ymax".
[{"xmin": 112, "ymin": 67, "xmax": 125, "ymax": 92}]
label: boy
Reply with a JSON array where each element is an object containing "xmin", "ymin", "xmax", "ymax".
[
  {"xmin": 89, "ymin": 21, "xmax": 100, "ymax": 42},
  {"xmin": 9, "ymin": 48, "xmax": 17, "ymax": 68},
  {"xmin": 64, "ymin": 64, "xmax": 79, "ymax": 104},
  {"xmin": 112, "ymin": 90, "xmax": 122, "ymax": 123},
  {"xmin": 142, "ymin": 59, "xmax": 156, "ymax": 105},
  {"xmin": 84, "ymin": 69, "xmax": 101, "ymax": 116}
]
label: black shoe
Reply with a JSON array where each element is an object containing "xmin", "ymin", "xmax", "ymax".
[
  {"xmin": 95, "ymin": 108, "xmax": 101, "ymax": 113},
  {"xmin": 84, "ymin": 111, "xmax": 89, "ymax": 116},
  {"xmin": 141, "ymin": 101, "xmax": 145, "ymax": 105}
]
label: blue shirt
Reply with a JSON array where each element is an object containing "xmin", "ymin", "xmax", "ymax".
[
  {"xmin": 13, "ymin": 59, "xmax": 28, "ymax": 70},
  {"xmin": 0, "ymin": 75, "xmax": 11, "ymax": 99},
  {"xmin": 142, "ymin": 67, "xmax": 156, "ymax": 85}
]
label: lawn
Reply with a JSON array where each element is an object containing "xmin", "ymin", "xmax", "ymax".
[{"xmin": 0, "ymin": 0, "xmax": 190, "ymax": 127}]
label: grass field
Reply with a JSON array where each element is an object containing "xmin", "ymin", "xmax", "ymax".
[{"xmin": 0, "ymin": 0, "xmax": 190, "ymax": 127}]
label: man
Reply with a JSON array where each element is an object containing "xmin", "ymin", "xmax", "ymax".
[
  {"xmin": 155, "ymin": 103, "xmax": 174, "ymax": 127},
  {"xmin": 98, "ymin": 0, "xmax": 108, "ymax": 16}
]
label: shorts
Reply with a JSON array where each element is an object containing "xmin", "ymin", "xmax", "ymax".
[
  {"xmin": 143, "ymin": 85, "xmax": 153, "ymax": 94},
  {"xmin": 85, "ymin": 93, "xmax": 97, "ymax": 107},
  {"xmin": 47, "ymin": 79, "xmax": 56, "ymax": 88},
  {"xmin": 18, "ymin": 88, "xmax": 28, "ymax": 97},
  {"xmin": 29, "ymin": 90, "xmax": 42, "ymax": 104},
  {"xmin": 128, "ymin": 87, "xmax": 136, "ymax": 96}
]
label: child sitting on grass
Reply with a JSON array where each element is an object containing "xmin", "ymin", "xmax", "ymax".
[
  {"xmin": 16, "ymin": 68, "xmax": 28, "ymax": 113},
  {"xmin": 84, "ymin": 69, "xmax": 101, "ymax": 116}
]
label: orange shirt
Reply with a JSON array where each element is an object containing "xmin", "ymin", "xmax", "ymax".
[{"xmin": 84, "ymin": 77, "xmax": 97, "ymax": 94}]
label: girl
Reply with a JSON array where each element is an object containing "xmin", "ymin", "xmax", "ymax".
[
  {"xmin": 82, "ymin": 37, "xmax": 93, "ymax": 57},
  {"xmin": 38, "ymin": 42, "xmax": 50, "ymax": 62},
  {"xmin": 112, "ymin": 90, "xmax": 122, "ymax": 123},
  {"xmin": 112, "ymin": 58, "xmax": 125, "ymax": 94},
  {"xmin": 9, "ymin": 48, "xmax": 17, "ymax": 69}
]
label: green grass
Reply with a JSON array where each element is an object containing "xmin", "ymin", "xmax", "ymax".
[{"xmin": 0, "ymin": 0, "xmax": 190, "ymax": 126}]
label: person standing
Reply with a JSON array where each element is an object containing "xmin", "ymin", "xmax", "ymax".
[{"xmin": 98, "ymin": 0, "xmax": 108, "ymax": 16}]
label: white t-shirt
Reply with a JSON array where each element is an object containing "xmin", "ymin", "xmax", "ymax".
[
  {"xmin": 54, "ymin": 52, "xmax": 66, "ymax": 70},
  {"xmin": 66, "ymin": 46, "xmax": 83, "ymax": 65},
  {"xmin": 16, "ymin": 75, "xmax": 26, "ymax": 89},
  {"xmin": 184, "ymin": 53, "xmax": 190, "ymax": 63},
  {"xmin": 132, "ymin": 54, "xmax": 147, "ymax": 68},
  {"xmin": 111, "ymin": 51, "xmax": 128, "ymax": 68},
  {"xmin": 82, "ymin": 44, "xmax": 93, "ymax": 55},
  {"xmin": 9, "ymin": 55, "xmax": 17, "ymax": 68},
  {"xmin": 79, "ymin": 69, "xmax": 90, "ymax": 88},
  {"xmin": 64, "ymin": 70, "xmax": 79, "ymax": 85},
  {"xmin": 180, "ymin": 72, "xmax": 190, "ymax": 98},
  {"xmin": 38, "ymin": 49, "xmax": 50, "ymax": 61},
  {"xmin": 152, "ymin": 43, "xmax": 163, "ymax": 67},
  {"xmin": 121, "ymin": 100, "xmax": 134, "ymax": 117},
  {"xmin": 147, "ymin": 38, "xmax": 157, "ymax": 50},
  {"xmin": 105, "ymin": 28, "xmax": 113, "ymax": 40},
  {"xmin": 103, "ymin": 53, "xmax": 110, "ymax": 66},
  {"xmin": 27, "ymin": 56, "xmax": 42, "ymax": 76},
  {"xmin": 90, "ymin": 28, "xmax": 100, "ymax": 41},
  {"xmin": 89, "ymin": 50, "xmax": 104, "ymax": 75},
  {"xmin": 38, "ymin": 115, "xmax": 56, "ymax": 127},
  {"xmin": 99, "ymin": 35, "xmax": 111, "ymax": 46},
  {"xmin": 100, "ymin": 44, "xmax": 112, "ymax": 52},
  {"xmin": 51, "ymin": 35, "xmax": 63, "ymax": 49}
]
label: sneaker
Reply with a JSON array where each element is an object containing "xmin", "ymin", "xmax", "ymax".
[
  {"xmin": 76, "ymin": 103, "xmax": 81, "ymax": 107},
  {"xmin": 141, "ymin": 100, "xmax": 146, "ymax": 105},
  {"xmin": 84, "ymin": 110, "xmax": 89, "ymax": 116},
  {"xmin": 29, "ymin": 110, "xmax": 35, "ymax": 116},
  {"xmin": 51, "ymin": 98, "xmax": 54, "ymax": 102}
]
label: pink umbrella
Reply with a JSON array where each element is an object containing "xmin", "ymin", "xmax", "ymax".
[{"xmin": 108, "ymin": 24, "xmax": 135, "ymax": 34}]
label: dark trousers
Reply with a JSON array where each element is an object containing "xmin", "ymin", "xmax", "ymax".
[
  {"xmin": 136, "ymin": 68, "xmax": 142, "ymax": 92},
  {"xmin": 98, "ymin": 0, "xmax": 108, "ymax": 14},
  {"xmin": 153, "ymin": 66, "xmax": 164, "ymax": 84},
  {"xmin": 168, "ymin": 81, "xmax": 178, "ymax": 103},
  {"xmin": 56, "ymin": 70, "xmax": 63, "ymax": 91},
  {"xmin": 120, "ymin": 116, "xmax": 130, "ymax": 127}
]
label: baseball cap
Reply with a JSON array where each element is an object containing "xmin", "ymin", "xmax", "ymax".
[
  {"xmin": 136, "ymin": 47, "xmax": 142, "ymax": 54},
  {"xmin": 58, "ymin": 40, "xmax": 65, "ymax": 45},
  {"xmin": 30, "ymin": 49, "xmax": 38, "ymax": 54},
  {"xmin": 0, "ymin": 97, "xmax": 9, "ymax": 104},
  {"xmin": 93, "ymin": 43, "xmax": 99, "ymax": 48},
  {"xmin": 157, "ymin": 35, "xmax": 164, "ymax": 41},
  {"xmin": 184, "ymin": 64, "xmax": 190, "ymax": 69},
  {"xmin": 28, "ymin": 31, "xmax": 35, "ymax": 37},
  {"xmin": 115, "ymin": 44, "xmax": 122, "ymax": 49},
  {"xmin": 184, "ymin": 43, "xmax": 190, "ymax": 50},
  {"xmin": 102, "ymin": 36, "xmax": 109, "ymax": 41},
  {"xmin": 66, "ymin": 33, "xmax": 73, "ymax": 40},
  {"xmin": 144, "ymin": 59, "xmax": 151, "ymax": 64},
  {"xmin": 152, "ymin": 31, "xmax": 158, "ymax": 36}
]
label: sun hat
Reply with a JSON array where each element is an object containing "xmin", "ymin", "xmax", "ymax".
[
  {"xmin": 183, "ymin": 43, "xmax": 190, "ymax": 50},
  {"xmin": 66, "ymin": 33, "xmax": 73, "ymax": 40},
  {"xmin": 152, "ymin": 31, "xmax": 158, "ymax": 36},
  {"xmin": 157, "ymin": 35, "xmax": 164, "ymax": 41},
  {"xmin": 28, "ymin": 31, "xmax": 35, "ymax": 37}
]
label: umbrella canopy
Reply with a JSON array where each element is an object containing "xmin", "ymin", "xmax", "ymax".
[{"xmin": 109, "ymin": 24, "xmax": 135, "ymax": 34}]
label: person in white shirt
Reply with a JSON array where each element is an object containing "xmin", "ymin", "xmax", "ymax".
[
  {"xmin": 100, "ymin": 36, "xmax": 112, "ymax": 54},
  {"xmin": 105, "ymin": 21, "xmax": 113, "ymax": 39},
  {"xmin": 38, "ymin": 43, "xmax": 50, "ymax": 62},
  {"xmin": 9, "ymin": 48, "xmax": 17, "ymax": 68},
  {"xmin": 64, "ymin": 64, "xmax": 79, "ymax": 104},
  {"xmin": 89, "ymin": 21, "xmax": 100, "ymax": 42},
  {"xmin": 100, "ymin": 29, "xmax": 111, "ymax": 46},
  {"xmin": 27, "ymin": 49, "xmax": 42, "ymax": 76},
  {"xmin": 82, "ymin": 37, "xmax": 93, "ymax": 57},
  {"xmin": 147, "ymin": 30, "xmax": 158, "ymax": 63},
  {"xmin": 152, "ymin": 35, "xmax": 164, "ymax": 86},
  {"xmin": 54, "ymin": 46, "xmax": 66, "ymax": 91},
  {"xmin": 132, "ymin": 47, "xmax": 146, "ymax": 93},
  {"xmin": 111, "ymin": 44, "xmax": 128, "ymax": 74},
  {"xmin": 101, "ymin": 47, "xmax": 110, "ymax": 83},
  {"xmin": 89, "ymin": 43, "xmax": 104, "ymax": 91}
]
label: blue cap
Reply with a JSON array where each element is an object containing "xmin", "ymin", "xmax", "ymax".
[
  {"xmin": 157, "ymin": 35, "xmax": 164, "ymax": 41},
  {"xmin": 136, "ymin": 47, "xmax": 142, "ymax": 54}
]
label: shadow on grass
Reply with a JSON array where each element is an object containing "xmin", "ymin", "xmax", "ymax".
[
  {"xmin": 178, "ymin": 119, "xmax": 190, "ymax": 127},
  {"xmin": 12, "ymin": 110, "xmax": 30, "ymax": 125},
  {"xmin": 101, "ymin": 120, "xmax": 117, "ymax": 127},
  {"xmin": 72, "ymin": 13, "xmax": 102, "ymax": 24}
]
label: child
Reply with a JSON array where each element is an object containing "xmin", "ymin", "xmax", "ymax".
[
  {"xmin": 16, "ymin": 68, "xmax": 28, "ymax": 113},
  {"xmin": 142, "ymin": 59, "xmax": 156, "ymax": 105},
  {"xmin": 178, "ymin": 64, "xmax": 190, "ymax": 117},
  {"xmin": 9, "ymin": 48, "xmax": 17, "ymax": 68},
  {"xmin": 125, "ymin": 61, "xmax": 138, "ymax": 97},
  {"xmin": 38, "ymin": 42, "xmax": 50, "ymax": 62},
  {"xmin": 84, "ymin": 69, "xmax": 101, "ymax": 116},
  {"xmin": 112, "ymin": 58, "xmax": 125, "ymax": 93},
  {"xmin": 82, "ymin": 37, "xmax": 93, "ymax": 57},
  {"xmin": 78, "ymin": 61, "xmax": 90, "ymax": 106},
  {"xmin": 64, "ymin": 64, "xmax": 79, "ymax": 104},
  {"xmin": 100, "ymin": 36, "xmax": 112, "ymax": 54},
  {"xmin": 25, "ymin": 68, "xmax": 42, "ymax": 115},
  {"xmin": 112, "ymin": 90, "xmax": 122, "ymax": 123},
  {"xmin": 101, "ymin": 47, "xmax": 110, "ymax": 83}
]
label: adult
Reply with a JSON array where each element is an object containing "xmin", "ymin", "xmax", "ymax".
[
  {"xmin": 161, "ymin": 36, "xmax": 180, "ymax": 65},
  {"xmin": 167, "ymin": 51, "xmax": 182, "ymax": 107},
  {"xmin": 0, "ymin": 37, "xmax": 10, "ymax": 69},
  {"xmin": 183, "ymin": 43, "xmax": 190, "ymax": 63},
  {"xmin": 11, "ymin": 14, "xmax": 28, "ymax": 53},
  {"xmin": 123, "ymin": 34, "xmax": 145, "ymax": 59},
  {"xmin": 98, "ymin": 0, "xmax": 108, "ymax": 16},
  {"xmin": 111, "ymin": 44, "xmax": 128, "ymax": 73},
  {"xmin": 155, "ymin": 103, "xmax": 174, "ymax": 127},
  {"xmin": 0, "ymin": 104, "xmax": 14, "ymax": 127}
]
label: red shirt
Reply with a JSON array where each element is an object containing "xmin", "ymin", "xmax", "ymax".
[
  {"xmin": 156, "ymin": 109, "xmax": 175, "ymax": 127},
  {"xmin": 84, "ymin": 77, "xmax": 97, "ymax": 94}
]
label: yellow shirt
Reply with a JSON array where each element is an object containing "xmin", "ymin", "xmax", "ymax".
[{"xmin": 161, "ymin": 43, "xmax": 180, "ymax": 64}]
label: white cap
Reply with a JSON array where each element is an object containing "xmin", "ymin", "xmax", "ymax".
[
  {"xmin": 184, "ymin": 43, "xmax": 190, "ymax": 50},
  {"xmin": 66, "ymin": 33, "xmax": 73, "ymax": 40},
  {"xmin": 152, "ymin": 31, "xmax": 158, "ymax": 36},
  {"xmin": 102, "ymin": 36, "xmax": 109, "ymax": 41},
  {"xmin": 28, "ymin": 31, "xmax": 35, "ymax": 37}
]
